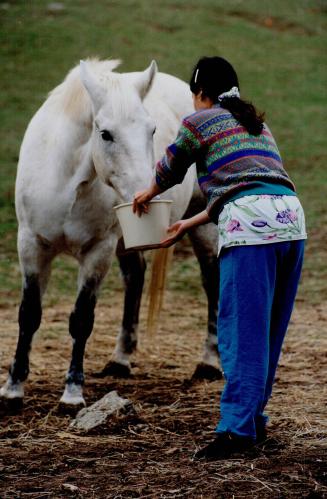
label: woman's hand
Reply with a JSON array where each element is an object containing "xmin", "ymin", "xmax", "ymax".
[
  {"xmin": 133, "ymin": 179, "xmax": 163, "ymax": 217},
  {"xmin": 160, "ymin": 220, "xmax": 190, "ymax": 248},
  {"xmin": 160, "ymin": 209, "xmax": 211, "ymax": 248},
  {"xmin": 133, "ymin": 189, "xmax": 152, "ymax": 216}
]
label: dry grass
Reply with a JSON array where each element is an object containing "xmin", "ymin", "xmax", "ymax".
[{"xmin": 0, "ymin": 262, "xmax": 326, "ymax": 498}]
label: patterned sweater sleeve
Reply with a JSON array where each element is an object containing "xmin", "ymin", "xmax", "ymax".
[{"xmin": 155, "ymin": 118, "xmax": 202, "ymax": 191}]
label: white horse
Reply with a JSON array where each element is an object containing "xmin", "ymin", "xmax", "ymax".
[{"xmin": 0, "ymin": 59, "xmax": 221, "ymax": 407}]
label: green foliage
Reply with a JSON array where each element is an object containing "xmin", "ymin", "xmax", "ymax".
[{"xmin": 0, "ymin": 0, "xmax": 326, "ymax": 303}]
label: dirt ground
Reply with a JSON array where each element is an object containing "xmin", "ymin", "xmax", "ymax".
[{"xmin": 0, "ymin": 272, "xmax": 326, "ymax": 498}]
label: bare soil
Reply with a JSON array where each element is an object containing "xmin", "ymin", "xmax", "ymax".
[{"xmin": 0, "ymin": 276, "xmax": 326, "ymax": 498}]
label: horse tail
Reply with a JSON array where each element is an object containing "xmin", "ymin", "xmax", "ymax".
[{"xmin": 146, "ymin": 246, "xmax": 174, "ymax": 336}]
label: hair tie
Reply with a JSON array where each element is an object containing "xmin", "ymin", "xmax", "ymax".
[
  {"xmin": 194, "ymin": 68, "xmax": 199, "ymax": 83},
  {"xmin": 218, "ymin": 86, "xmax": 240, "ymax": 102}
]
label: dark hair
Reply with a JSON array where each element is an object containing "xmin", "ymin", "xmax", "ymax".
[{"xmin": 190, "ymin": 56, "xmax": 265, "ymax": 136}]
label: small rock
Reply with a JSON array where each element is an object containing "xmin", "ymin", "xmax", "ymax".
[
  {"xmin": 70, "ymin": 390, "xmax": 134, "ymax": 432},
  {"xmin": 62, "ymin": 483, "xmax": 79, "ymax": 492}
]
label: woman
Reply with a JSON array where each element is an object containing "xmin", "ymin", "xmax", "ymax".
[{"xmin": 133, "ymin": 56, "xmax": 307, "ymax": 460}]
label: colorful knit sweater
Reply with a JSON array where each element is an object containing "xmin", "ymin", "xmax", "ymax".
[{"xmin": 155, "ymin": 104, "xmax": 295, "ymax": 221}]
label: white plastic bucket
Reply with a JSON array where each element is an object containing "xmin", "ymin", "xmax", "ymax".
[{"xmin": 114, "ymin": 200, "xmax": 173, "ymax": 250}]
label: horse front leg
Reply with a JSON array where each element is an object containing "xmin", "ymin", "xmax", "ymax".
[
  {"xmin": 99, "ymin": 238, "xmax": 146, "ymax": 378},
  {"xmin": 60, "ymin": 238, "xmax": 116, "ymax": 407},
  {"xmin": 0, "ymin": 231, "xmax": 52, "ymax": 402},
  {"xmin": 187, "ymin": 222, "xmax": 223, "ymax": 381}
]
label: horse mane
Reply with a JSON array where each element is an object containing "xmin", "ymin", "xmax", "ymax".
[{"xmin": 48, "ymin": 58, "xmax": 122, "ymax": 124}]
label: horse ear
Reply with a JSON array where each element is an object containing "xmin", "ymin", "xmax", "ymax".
[
  {"xmin": 80, "ymin": 60, "xmax": 106, "ymax": 112},
  {"xmin": 135, "ymin": 60, "xmax": 158, "ymax": 100}
]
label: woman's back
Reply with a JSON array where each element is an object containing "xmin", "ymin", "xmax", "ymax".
[{"xmin": 156, "ymin": 104, "xmax": 295, "ymax": 220}]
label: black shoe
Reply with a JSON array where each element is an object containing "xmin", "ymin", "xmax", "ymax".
[
  {"xmin": 255, "ymin": 426, "xmax": 268, "ymax": 444},
  {"xmin": 255, "ymin": 430, "xmax": 284, "ymax": 451},
  {"xmin": 194, "ymin": 432, "xmax": 255, "ymax": 461}
]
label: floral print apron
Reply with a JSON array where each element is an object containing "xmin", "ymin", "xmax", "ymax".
[{"xmin": 218, "ymin": 195, "xmax": 307, "ymax": 256}]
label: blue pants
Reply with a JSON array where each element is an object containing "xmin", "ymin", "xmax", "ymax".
[{"xmin": 216, "ymin": 240, "xmax": 305, "ymax": 439}]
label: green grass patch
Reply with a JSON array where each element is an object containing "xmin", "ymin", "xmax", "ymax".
[{"xmin": 0, "ymin": 0, "xmax": 326, "ymax": 304}]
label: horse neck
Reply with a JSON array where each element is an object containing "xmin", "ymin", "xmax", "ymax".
[{"xmin": 45, "ymin": 70, "xmax": 96, "ymax": 184}]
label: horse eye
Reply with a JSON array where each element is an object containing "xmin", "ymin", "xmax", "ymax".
[
  {"xmin": 101, "ymin": 130, "xmax": 114, "ymax": 142},
  {"xmin": 152, "ymin": 127, "xmax": 156, "ymax": 135}
]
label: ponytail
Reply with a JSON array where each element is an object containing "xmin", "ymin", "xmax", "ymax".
[
  {"xmin": 219, "ymin": 96, "xmax": 265, "ymax": 136},
  {"xmin": 190, "ymin": 56, "xmax": 265, "ymax": 136}
]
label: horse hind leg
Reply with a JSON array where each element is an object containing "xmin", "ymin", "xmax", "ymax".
[
  {"xmin": 187, "ymin": 223, "xmax": 223, "ymax": 381},
  {"xmin": 0, "ymin": 232, "xmax": 53, "ymax": 402},
  {"xmin": 99, "ymin": 238, "xmax": 146, "ymax": 378},
  {"xmin": 60, "ymin": 239, "xmax": 116, "ymax": 407}
]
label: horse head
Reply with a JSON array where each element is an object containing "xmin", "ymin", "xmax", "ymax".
[{"xmin": 80, "ymin": 60, "xmax": 157, "ymax": 202}]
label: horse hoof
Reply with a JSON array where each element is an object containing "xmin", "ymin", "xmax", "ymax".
[
  {"xmin": 0, "ymin": 396, "xmax": 24, "ymax": 414},
  {"xmin": 96, "ymin": 361, "xmax": 132, "ymax": 379},
  {"xmin": 57, "ymin": 401, "xmax": 85, "ymax": 416},
  {"xmin": 191, "ymin": 363, "xmax": 223, "ymax": 381}
]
